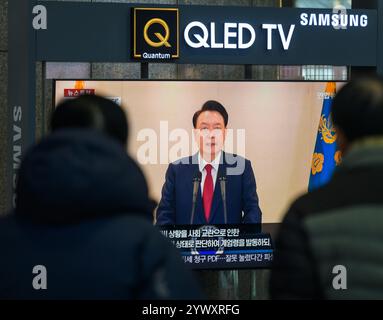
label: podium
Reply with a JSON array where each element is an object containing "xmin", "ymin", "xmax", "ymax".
[{"xmin": 158, "ymin": 223, "xmax": 279, "ymax": 299}]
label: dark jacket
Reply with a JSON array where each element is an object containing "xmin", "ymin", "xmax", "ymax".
[
  {"xmin": 0, "ymin": 129, "xmax": 202, "ymax": 299},
  {"xmin": 270, "ymin": 138, "xmax": 383, "ymax": 300},
  {"xmin": 156, "ymin": 152, "xmax": 262, "ymax": 225}
]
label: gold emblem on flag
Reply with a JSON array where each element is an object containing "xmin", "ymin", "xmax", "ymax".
[
  {"xmin": 318, "ymin": 115, "xmax": 337, "ymax": 144},
  {"xmin": 311, "ymin": 153, "xmax": 324, "ymax": 175}
]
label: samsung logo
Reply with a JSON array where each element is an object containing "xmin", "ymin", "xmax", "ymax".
[
  {"xmin": 13, "ymin": 106, "xmax": 22, "ymax": 208},
  {"xmin": 300, "ymin": 13, "xmax": 368, "ymax": 28}
]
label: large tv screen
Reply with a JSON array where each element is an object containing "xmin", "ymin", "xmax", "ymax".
[{"xmin": 55, "ymin": 80, "xmax": 344, "ymax": 225}]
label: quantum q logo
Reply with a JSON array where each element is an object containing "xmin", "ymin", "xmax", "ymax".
[
  {"xmin": 133, "ymin": 8, "xmax": 179, "ymax": 60},
  {"xmin": 144, "ymin": 18, "xmax": 171, "ymax": 48}
]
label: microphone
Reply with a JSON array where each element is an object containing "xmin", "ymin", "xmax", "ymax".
[
  {"xmin": 219, "ymin": 173, "xmax": 228, "ymax": 224},
  {"xmin": 190, "ymin": 171, "xmax": 202, "ymax": 225}
]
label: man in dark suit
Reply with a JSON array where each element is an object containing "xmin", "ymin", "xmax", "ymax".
[{"xmin": 156, "ymin": 100, "xmax": 262, "ymax": 225}]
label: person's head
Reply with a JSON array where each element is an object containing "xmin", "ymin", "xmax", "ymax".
[
  {"xmin": 193, "ymin": 100, "xmax": 228, "ymax": 161},
  {"xmin": 51, "ymin": 95, "xmax": 128, "ymax": 147},
  {"xmin": 332, "ymin": 76, "xmax": 383, "ymax": 154}
]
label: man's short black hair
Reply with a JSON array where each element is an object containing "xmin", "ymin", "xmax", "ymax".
[
  {"xmin": 51, "ymin": 95, "xmax": 128, "ymax": 146},
  {"xmin": 332, "ymin": 76, "xmax": 383, "ymax": 143},
  {"xmin": 192, "ymin": 100, "xmax": 228, "ymax": 128}
]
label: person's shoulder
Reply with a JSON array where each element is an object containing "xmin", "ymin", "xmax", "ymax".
[
  {"xmin": 222, "ymin": 153, "xmax": 252, "ymax": 176},
  {"xmin": 110, "ymin": 216, "xmax": 176, "ymax": 254},
  {"xmin": 284, "ymin": 184, "xmax": 335, "ymax": 223},
  {"xmin": 103, "ymin": 214, "xmax": 154, "ymax": 231},
  {"xmin": 169, "ymin": 155, "xmax": 197, "ymax": 168},
  {"xmin": 90, "ymin": 214, "xmax": 171, "ymax": 249},
  {"xmin": 222, "ymin": 152, "xmax": 250, "ymax": 164}
]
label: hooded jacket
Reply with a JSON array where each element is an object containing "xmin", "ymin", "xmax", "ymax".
[
  {"xmin": 0, "ymin": 129, "xmax": 201, "ymax": 299},
  {"xmin": 270, "ymin": 138, "xmax": 383, "ymax": 299}
]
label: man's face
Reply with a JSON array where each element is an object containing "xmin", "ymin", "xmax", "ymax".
[{"xmin": 194, "ymin": 111, "xmax": 227, "ymax": 160}]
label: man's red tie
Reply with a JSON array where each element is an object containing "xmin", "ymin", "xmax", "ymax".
[{"xmin": 203, "ymin": 164, "xmax": 214, "ymax": 222}]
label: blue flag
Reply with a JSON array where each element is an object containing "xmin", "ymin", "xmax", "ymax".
[{"xmin": 308, "ymin": 82, "xmax": 342, "ymax": 192}]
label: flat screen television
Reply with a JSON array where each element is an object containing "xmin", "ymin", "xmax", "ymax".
[{"xmin": 54, "ymin": 80, "xmax": 345, "ymax": 269}]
